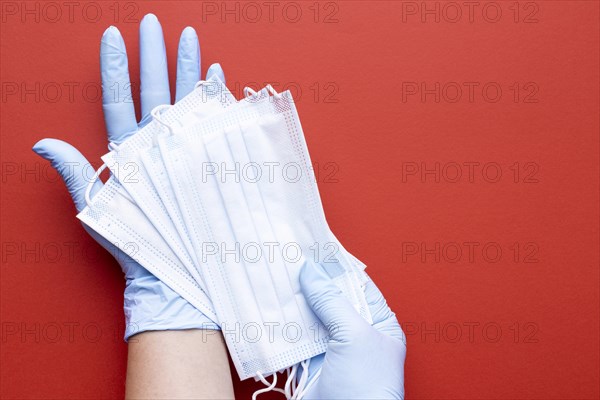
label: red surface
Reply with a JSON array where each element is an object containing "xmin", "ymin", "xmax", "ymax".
[{"xmin": 1, "ymin": 1, "xmax": 599, "ymax": 399}]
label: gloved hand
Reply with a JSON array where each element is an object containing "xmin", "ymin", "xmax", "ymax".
[
  {"xmin": 33, "ymin": 14, "xmax": 224, "ymax": 340},
  {"xmin": 300, "ymin": 263, "xmax": 407, "ymax": 399}
]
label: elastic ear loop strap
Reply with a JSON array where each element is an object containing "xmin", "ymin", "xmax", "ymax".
[
  {"xmin": 244, "ymin": 84, "xmax": 282, "ymax": 100},
  {"xmin": 253, "ymin": 371, "xmax": 285, "ymax": 400},
  {"xmin": 285, "ymin": 365, "xmax": 299, "ymax": 398},
  {"xmin": 85, "ymin": 102, "xmax": 174, "ymax": 208},
  {"xmin": 293, "ymin": 364, "xmax": 321, "ymax": 400},
  {"xmin": 84, "ymin": 163, "xmax": 108, "ymax": 207},
  {"xmin": 244, "ymin": 86, "xmax": 258, "ymax": 98},
  {"xmin": 251, "ymin": 358, "xmax": 318, "ymax": 400},
  {"xmin": 150, "ymin": 104, "xmax": 176, "ymax": 148},
  {"xmin": 291, "ymin": 360, "xmax": 310, "ymax": 399},
  {"xmin": 265, "ymin": 84, "xmax": 282, "ymax": 98},
  {"xmin": 150, "ymin": 80, "xmax": 206, "ymax": 135},
  {"xmin": 151, "ymin": 79, "xmax": 215, "ymax": 138},
  {"xmin": 151, "ymin": 104, "xmax": 174, "ymax": 135}
]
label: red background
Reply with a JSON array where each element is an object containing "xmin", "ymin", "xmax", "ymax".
[{"xmin": 1, "ymin": 1, "xmax": 599, "ymax": 398}]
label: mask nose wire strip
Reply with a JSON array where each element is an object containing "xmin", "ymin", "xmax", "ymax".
[{"xmin": 84, "ymin": 163, "xmax": 108, "ymax": 207}]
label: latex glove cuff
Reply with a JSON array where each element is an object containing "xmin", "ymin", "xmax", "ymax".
[{"xmin": 123, "ymin": 273, "xmax": 219, "ymax": 341}]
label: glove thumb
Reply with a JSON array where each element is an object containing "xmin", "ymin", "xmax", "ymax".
[
  {"xmin": 300, "ymin": 261, "xmax": 368, "ymax": 342},
  {"xmin": 32, "ymin": 138, "xmax": 102, "ymax": 212}
]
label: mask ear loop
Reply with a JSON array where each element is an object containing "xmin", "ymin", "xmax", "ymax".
[
  {"xmin": 150, "ymin": 104, "xmax": 176, "ymax": 147},
  {"xmin": 291, "ymin": 368, "xmax": 298, "ymax": 394},
  {"xmin": 196, "ymin": 79, "xmax": 225, "ymax": 103},
  {"xmin": 84, "ymin": 163, "xmax": 108, "ymax": 207},
  {"xmin": 252, "ymin": 371, "xmax": 286, "ymax": 400},
  {"xmin": 151, "ymin": 104, "xmax": 174, "ymax": 135},
  {"xmin": 292, "ymin": 361, "xmax": 321, "ymax": 400},
  {"xmin": 244, "ymin": 86, "xmax": 264, "ymax": 104},
  {"xmin": 244, "ymin": 86, "xmax": 258, "ymax": 98},
  {"xmin": 284, "ymin": 365, "xmax": 298, "ymax": 399},
  {"xmin": 265, "ymin": 84, "xmax": 282, "ymax": 99}
]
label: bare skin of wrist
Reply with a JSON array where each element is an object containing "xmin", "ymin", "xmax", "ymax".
[{"xmin": 125, "ymin": 329, "xmax": 235, "ymax": 399}]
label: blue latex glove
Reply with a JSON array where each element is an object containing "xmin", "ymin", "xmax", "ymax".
[
  {"xmin": 300, "ymin": 263, "xmax": 407, "ymax": 399},
  {"xmin": 33, "ymin": 14, "xmax": 224, "ymax": 340}
]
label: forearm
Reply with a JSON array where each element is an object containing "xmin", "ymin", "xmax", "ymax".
[{"xmin": 125, "ymin": 329, "xmax": 234, "ymax": 399}]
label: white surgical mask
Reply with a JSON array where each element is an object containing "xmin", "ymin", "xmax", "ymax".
[
  {"xmin": 230, "ymin": 88, "xmax": 371, "ymax": 323},
  {"xmin": 138, "ymin": 145, "xmax": 197, "ymax": 261},
  {"xmin": 160, "ymin": 125, "xmax": 330, "ymax": 384},
  {"xmin": 101, "ymin": 77, "xmax": 236, "ymax": 288},
  {"xmin": 76, "ymin": 175, "xmax": 217, "ymax": 323},
  {"xmin": 156, "ymin": 85, "xmax": 371, "ymax": 391}
]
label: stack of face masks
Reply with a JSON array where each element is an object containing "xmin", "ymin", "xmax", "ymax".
[{"xmin": 78, "ymin": 77, "xmax": 371, "ymax": 398}]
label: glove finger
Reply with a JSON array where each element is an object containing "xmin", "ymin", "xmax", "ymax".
[
  {"xmin": 175, "ymin": 27, "xmax": 201, "ymax": 102},
  {"xmin": 206, "ymin": 62, "xmax": 226, "ymax": 84},
  {"xmin": 139, "ymin": 13, "xmax": 171, "ymax": 125},
  {"xmin": 299, "ymin": 261, "xmax": 368, "ymax": 341},
  {"xmin": 32, "ymin": 139, "xmax": 103, "ymax": 212},
  {"xmin": 100, "ymin": 26, "xmax": 138, "ymax": 145},
  {"xmin": 364, "ymin": 279, "xmax": 406, "ymax": 342}
]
